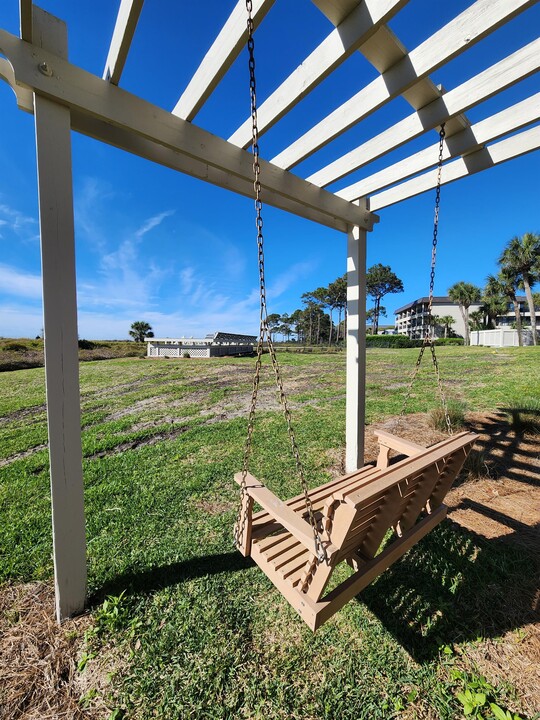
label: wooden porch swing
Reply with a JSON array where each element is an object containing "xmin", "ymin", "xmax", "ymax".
[{"xmin": 233, "ymin": 1, "xmax": 477, "ymax": 631}]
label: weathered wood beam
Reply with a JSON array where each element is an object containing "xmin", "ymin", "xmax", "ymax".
[
  {"xmin": 310, "ymin": 0, "xmax": 359, "ymax": 26},
  {"xmin": 369, "ymin": 125, "xmax": 540, "ymax": 211},
  {"xmin": 32, "ymin": 6, "xmax": 86, "ymax": 622},
  {"xmin": 0, "ymin": 28, "xmax": 375, "ymax": 231},
  {"xmin": 339, "ymin": 93, "xmax": 540, "ymax": 201},
  {"xmin": 172, "ymin": 0, "xmax": 275, "ymax": 121},
  {"xmin": 103, "ymin": 0, "xmax": 144, "ymax": 84},
  {"xmin": 271, "ymin": 0, "xmax": 535, "ymax": 169},
  {"xmin": 346, "ymin": 213, "xmax": 366, "ymax": 473},
  {"xmin": 19, "ymin": 0, "xmax": 32, "ymax": 42},
  {"xmin": 229, "ymin": 0, "xmax": 408, "ymax": 148},
  {"xmin": 312, "ymin": 2, "xmax": 467, "ymax": 134},
  {"xmin": 310, "ymin": 39, "xmax": 540, "ymax": 187},
  {"xmin": 71, "ymin": 111, "xmax": 359, "ymax": 232}
]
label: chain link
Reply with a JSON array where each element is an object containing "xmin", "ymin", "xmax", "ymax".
[
  {"xmin": 234, "ymin": 0, "xmax": 327, "ymax": 564},
  {"xmin": 398, "ymin": 125, "xmax": 453, "ymax": 436}
]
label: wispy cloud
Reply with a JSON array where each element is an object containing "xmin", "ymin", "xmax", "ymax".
[
  {"xmin": 76, "ymin": 207, "xmax": 175, "ymax": 311},
  {"xmin": 134, "ymin": 210, "xmax": 175, "ymax": 239},
  {"xmin": 0, "ymin": 264, "xmax": 42, "ymax": 300},
  {"xmin": 74, "ymin": 177, "xmax": 115, "ymax": 249},
  {"xmin": 0, "ymin": 202, "xmax": 38, "ymax": 241},
  {"xmin": 267, "ymin": 260, "xmax": 316, "ymax": 300}
]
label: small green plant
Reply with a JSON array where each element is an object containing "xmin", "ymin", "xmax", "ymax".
[
  {"xmin": 451, "ymin": 669, "xmax": 524, "ymax": 720},
  {"xmin": 456, "ymin": 687, "xmax": 488, "ymax": 716},
  {"xmin": 90, "ymin": 591, "xmax": 141, "ymax": 640},
  {"xmin": 429, "ymin": 400, "xmax": 466, "ymax": 432},
  {"xmin": 489, "ymin": 704, "xmax": 523, "ymax": 720}
]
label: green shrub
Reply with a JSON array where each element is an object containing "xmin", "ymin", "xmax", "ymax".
[
  {"xmin": 3, "ymin": 342, "xmax": 28, "ymax": 352},
  {"xmin": 365, "ymin": 335, "xmax": 422, "ymax": 348},
  {"xmin": 78, "ymin": 339, "xmax": 95, "ymax": 349},
  {"xmin": 434, "ymin": 337, "xmax": 464, "ymax": 346}
]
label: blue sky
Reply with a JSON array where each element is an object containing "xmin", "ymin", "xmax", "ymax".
[{"xmin": 0, "ymin": 0, "xmax": 538, "ymax": 339}]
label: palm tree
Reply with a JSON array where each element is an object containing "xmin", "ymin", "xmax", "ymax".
[
  {"xmin": 485, "ymin": 272, "xmax": 524, "ymax": 346},
  {"xmin": 498, "ymin": 232, "xmax": 540, "ymax": 345},
  {"xmin": 448, "ymin": 281, "xmax": 481, "ymax": 346},
  {"xmin": 129, "ymin": 321, "xmax": 153, "ymax": 342},
  {"xmin": 437, "ymin": 315, "xmax": 455, "ymax": 338},
  {"xmin": 468, "ymin": 310, "xmax": 485, "ymax": 331},
  {"xmin": 482, "ymin": 275, "xmax": 509, "ymax": 329}
]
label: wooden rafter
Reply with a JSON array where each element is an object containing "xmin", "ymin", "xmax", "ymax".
[
  {"xmin": 0, "ymin": 27, "xmax": 374, "ymax": 232},
  {"xmin": 19, "ymin": 0, "xmax": 32, "ymax": 42},
  {"xmin": 316, "ymin": 39, "xmax": 540, "ymax": 190},
  {"xmin": 369, "ymin": 125, "xmax": 540, "ymax": 211},
  {"xmin": 228, "ymin": 0, "xmax": 409, "ymax": 148},
  {"xmin": 172, "ymin": 0, "xmax": 275, "ymax": 121},
  {"xmin": 339, "ymin": 94, "xmax": 540, "ymax": 201},
  {"xmin": 103, "ymin": 0, "xmax": 144, "ymax": 85},
  {"xmin": 271, "ymin": 0, "xmax": 535, "ymax": 169}
]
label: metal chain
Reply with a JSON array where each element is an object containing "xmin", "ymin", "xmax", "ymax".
[
  {"xmin": 234, "ymin": 0, "xmax": 327, "ymax": 563},
  {"xmin": 398, "ymin": 125, "xmax": 453, "ymax": 435}
]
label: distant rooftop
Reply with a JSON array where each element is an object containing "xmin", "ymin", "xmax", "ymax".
[{"xmin": 147, "ymin": 331, "xmax": 256, "ymax": 345}]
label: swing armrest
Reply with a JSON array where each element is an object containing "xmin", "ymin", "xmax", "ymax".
[
  {"xmin": 374, "ymin": 430, "xmax": 426, "ymax": 469},
  {"xmin": 234, "ymin": 473, "xmax": 337, "ymax": 560}
]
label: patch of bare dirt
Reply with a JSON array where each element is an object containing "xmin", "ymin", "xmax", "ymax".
[
  {"xmin": 86, "ymin": 425, "xmax": 190, "ymax": 460},
  {"xmin": 0, "ymin": 405, "xmax": 46, "ymax": 426},
  {"xmin": 0, "ymin": 443, "xmax": 48, "ymax": 469},
  {"xmin": 0, "ymin": 582, "xmax": 104, "ymax": 719},
  {"xmin": 193, "ymin": 498, "xmax": 236, "ymax": 515}
]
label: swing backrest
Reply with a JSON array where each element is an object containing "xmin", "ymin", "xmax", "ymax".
[{"xmin": 328, "ymin": 431, "xmax": 477, "ymax": 564}]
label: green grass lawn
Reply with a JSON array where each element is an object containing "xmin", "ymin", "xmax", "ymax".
[{"xmin": 1, "ymin": 347, "xmax": 539, "ymax": 719}]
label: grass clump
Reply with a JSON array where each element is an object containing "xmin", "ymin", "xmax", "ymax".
[
  {"xmin": 462, "ymin": 448, "xmax": 498, "ymax": 481},
  {"xmin": 429, "ymin": 400, "xmax": 467, "ymax": 432}
]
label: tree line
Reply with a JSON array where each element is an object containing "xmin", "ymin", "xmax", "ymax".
[
  {"xmin": 267, "ymin": 264, "xmax": 403, "ymax": 344},
  {"xmin": 264, "ymin": 233, "xmax": 539, "ymax": 347},
  {"xmin": 128, "ymin": 233, "xmax": 538, "ymax": 347}
]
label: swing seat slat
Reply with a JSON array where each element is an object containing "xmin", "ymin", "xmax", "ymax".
[{"xmin": 235, "ymin": 429, "xmax": 476, "ymax": 630}]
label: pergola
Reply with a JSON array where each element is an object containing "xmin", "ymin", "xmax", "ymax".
[{"xmin": 1, "ymin": 0, "xmax": 538, "ymax": 621}]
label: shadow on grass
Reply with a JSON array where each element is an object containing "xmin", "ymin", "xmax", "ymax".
[
  {"xmin": 361, "ymin": 413, "xmax": 539, "ymax": 661},
  {"xmin": 360, "ymin": 516, "xmax": 539, "ymax": 663},
  {"xmin": 88, "ymin": 551, "xmax": 253, "ymax": 607}
]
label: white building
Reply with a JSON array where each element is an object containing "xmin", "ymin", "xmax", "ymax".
[
  {"xmin": 394, "ymin": 297, "xmax": 481, "ymax": 339},
  {"xmin": 146, "ymin": 331, "xmax": 256, "ymax": 358},
  {"xmin": 394, "ymin": 295, "xmax": 539, "ymax": 339}
]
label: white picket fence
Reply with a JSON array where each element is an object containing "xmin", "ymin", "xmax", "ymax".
[{"xmin": 470, "ymin": 328, "xmax": 534, "ymax": 347}]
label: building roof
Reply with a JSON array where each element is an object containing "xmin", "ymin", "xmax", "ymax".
[
  {"xmin": 146, "ymin": 331, "xmax": 256, "ymax": 344},
  {"xmin": 394, "ymin": 294, "xmax": 529, "ymax": 315},
  {"xmin": 394, "ymin": 296, "xmax": 456, "ymax": 314}
]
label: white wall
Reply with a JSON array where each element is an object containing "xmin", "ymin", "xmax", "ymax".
[{"xmin": 470, "ymin": 328, "xmax": 533, "ymax": 347}]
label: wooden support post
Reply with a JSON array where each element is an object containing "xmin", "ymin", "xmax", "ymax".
[
  {"xmin": 33, "ymin": 7, "xmax": 86, "ymax": 621},
  {"xmin": 346, "ymin": 219, "xmax": 367, "ymax": 473}
]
